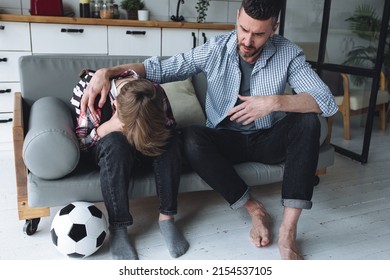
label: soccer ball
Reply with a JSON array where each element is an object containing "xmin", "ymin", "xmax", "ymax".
[{"xmin": 50, "ymin": 201, "xmax": 108, "ymax": 258}]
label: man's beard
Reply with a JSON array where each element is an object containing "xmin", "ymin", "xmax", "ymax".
[{"xmin": 238, "ymin": 43, "xmax": 262, "ymax": 60}]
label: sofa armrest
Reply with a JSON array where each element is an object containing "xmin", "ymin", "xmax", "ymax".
[
  {"xmin": 13, "ymin": 92, "xmax": 50, "ymax": 221},
  {"xmin": 13, "ymin": 92, "xmax": 26, "ymax": 192}
]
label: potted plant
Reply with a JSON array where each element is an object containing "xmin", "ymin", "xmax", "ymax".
[
  {"xmin": 120, "ymin": 0, "xmax": 145, "ymax": 20},
  {"xmin": 343, "ymin": 3, "xmax": 390, "ymax": 89},
  {"xmin": 196, "ymin": 0, "xmax": 211, "ymax": 23}
]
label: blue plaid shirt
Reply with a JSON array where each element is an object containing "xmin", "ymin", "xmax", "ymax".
[{"xmin": 144, "ymin": 30, "xmax": 338, "ymax": 129}]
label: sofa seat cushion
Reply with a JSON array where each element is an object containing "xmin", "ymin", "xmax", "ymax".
[
  {"xmin": 23, "ymin": 97, "xmax": 80, "ymax": 180},
  {"xmin": 161, "ymin": 78, "xmax": 206, "ymax": 128},
  {"xmin": 26, "ymin": 142, "xmax": 334, "ymax": 208},
  {"xmin": 26, "ymin": 160, "xmax": 285, "ymax": 207}
]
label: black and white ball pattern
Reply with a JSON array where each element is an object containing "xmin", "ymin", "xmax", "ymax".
[{"xmin": 50, "ymin": 201, "xmax": 107, "ymax": 258}]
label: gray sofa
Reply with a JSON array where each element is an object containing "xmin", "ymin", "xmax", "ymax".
[{"xmin": 13, "ymin": 55, "xmax": 335, "ymax": 235}]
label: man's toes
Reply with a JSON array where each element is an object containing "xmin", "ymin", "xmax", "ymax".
[{"xmin": 250, "ymin": 228, "xmax": 270, "ymax": 247}]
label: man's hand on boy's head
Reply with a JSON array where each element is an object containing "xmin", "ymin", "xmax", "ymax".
[{"xmin": 80, "ymin": 69, "xmax": 111, "ymax": 116}]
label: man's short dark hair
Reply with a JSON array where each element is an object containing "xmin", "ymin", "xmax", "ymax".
[{"xmin": 240, "ymin": 0, "xmax": 282, "ymax": 21}]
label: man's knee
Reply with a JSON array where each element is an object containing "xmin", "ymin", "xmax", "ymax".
[
  {"xmin": 295, "ymin": 113, "xmax": 321, "ymax": 138},
  {"xmin": 301, "ymin": 113, "xmax": 320, "ymax": 127}
]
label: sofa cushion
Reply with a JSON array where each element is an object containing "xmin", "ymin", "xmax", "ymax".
[
  {"xmin": 23, "ymin": 97, "xmax": 80, "ymax": 180},
  {"xmin": 161, "ymin": 78, "xmax": 206, "ymax": 128}
]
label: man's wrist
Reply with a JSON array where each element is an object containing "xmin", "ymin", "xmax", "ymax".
[{"xmin": 271, "ymin": 95, "xmax": 281, "ymax": 112}]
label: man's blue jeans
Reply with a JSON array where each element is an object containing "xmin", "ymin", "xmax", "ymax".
[
  {"xmin": 89, "ymin": 131, "xmax": 181, "ymax": 229},
  {"xmin": 183, "ymin": 113, "xmax": 320, "ymax": 210}
]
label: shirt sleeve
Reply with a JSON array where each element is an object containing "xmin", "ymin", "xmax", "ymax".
[
  {"xmin": 70, "ymin": 69, "xmax": 102, "ymax": 151},
  {"xmin": 288, "ymin": 50, "xmax": 338, "ymax": 117},
  {"xmin": 75, "ymin": 110, "xmax": 101, "ymax": 151}
]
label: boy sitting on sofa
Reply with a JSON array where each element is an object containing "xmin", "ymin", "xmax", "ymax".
[{"xmin": 70, "ymin": 69, "xmax": 189, "ymax": 260}]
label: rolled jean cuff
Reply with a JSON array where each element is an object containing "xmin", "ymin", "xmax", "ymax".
[
  {"xmin": 281, "ymin": 199, "xmax": 312, "ymax": 209},
  {"xmin": 159, "ymin": 209, "xmax": 177, "ymax": 216},
  {"xmin": 109, "ymin": 220, "xmax": 133, "ymax": 231},
  {"xmin": 230, "ymin": 188, "xmax": 251, "ymax": 210}
]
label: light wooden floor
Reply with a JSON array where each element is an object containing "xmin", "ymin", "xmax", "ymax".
[{"xmin": 0, "ymin": 115, "xmax": 389, "ymax": 260}]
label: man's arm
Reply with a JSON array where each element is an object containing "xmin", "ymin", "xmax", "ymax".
[
  {"xmin": 227, "ymin": 93, "xmax": 321, "ymax": 125},
  {"xmin": 81, "ymin": 63, "xmax": 146, "ymax": 116}
]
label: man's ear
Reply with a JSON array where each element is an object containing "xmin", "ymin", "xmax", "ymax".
[{"xmin": 272, "ymin": 22, "xmax": 280, "ymax": 35}]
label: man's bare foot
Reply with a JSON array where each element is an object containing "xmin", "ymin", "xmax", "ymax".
[
  {"xmin": 278, "ymin": 226, "xmax": 303, "ymax": 260},
  {"xmin": 244, "ymin": 198, "xmax": 271, "ymax": 247}
]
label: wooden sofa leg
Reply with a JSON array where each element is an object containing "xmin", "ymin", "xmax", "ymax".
[
  {"xmin": 17, "ymin": 183, "xmax": 50, "ymax": 235},
  {"xmin": 315, "ymin": 168, "xmax": 327, "ymax": 176},
  {"xmin": 13, "ymin": 92, "xmax": 50, "ymax": 235}
]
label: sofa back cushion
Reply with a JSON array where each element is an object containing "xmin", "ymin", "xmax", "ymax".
[
  {"xmin": 19, "ymin": 55, "xmax": 151, "ymax": 109},
  {"xmin": 19, "ymin": 55, "xmax": 207, "ymax": 128},
  {"xmin": 161, "ymin": 78, "xmax": 206, "ymax": 128}
]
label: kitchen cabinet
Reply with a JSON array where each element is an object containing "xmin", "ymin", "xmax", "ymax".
[
  {"xmin": 30, "ymin": 23, "xmax": 108, "ymax": 54},
  {"xmin": 0, "ymin": 21, "xmax": 31, "ymax": 115},
  {"xmin": 161, "ymin": 28, "xmax": 198, "ymax": 56},
  {"xmin": 161, "ymin": 28, "xmax": 231, "ymax": 56},
  {"xmin": 108, "ymin": 26, "xmax": 161, "ymax": 56}
]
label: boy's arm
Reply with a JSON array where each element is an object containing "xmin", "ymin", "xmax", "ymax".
[
  {"xmin": 74, "ymin": 103, "xmax": 123, "ymax": 150},
  {"xmin": 75, "ymin": 109, "xmax": 101, "ymax": 151},
  {"xmin": 71, "ymin": 69, "xmax": 102, "ymax": 151}
]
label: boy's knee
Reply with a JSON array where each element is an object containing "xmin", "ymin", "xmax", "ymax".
[
  {"xmin": 98, "ymin": 132, "xmax": 133, "ymax": 157},
  {"xmin": 182, "ymin": 125, "xmax": 206, "ymax": 158}
]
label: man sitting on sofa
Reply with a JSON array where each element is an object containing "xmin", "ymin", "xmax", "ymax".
[{"xmin": 81, "ymin": 0, "xmax": 337, "ymax": 260}]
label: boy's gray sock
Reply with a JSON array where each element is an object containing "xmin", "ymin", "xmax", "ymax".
[
  {"xmin": 159, "ymin": 219, "xmax": 189, "ymax": 258},
  {"xmin": 109, "ymin": 227, "xmax": 138, "ymax": 260}
]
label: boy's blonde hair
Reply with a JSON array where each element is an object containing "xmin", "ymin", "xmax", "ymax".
[{"xmin": 116, "ymin": 79, "xmax": 171, "ymax": 157}]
